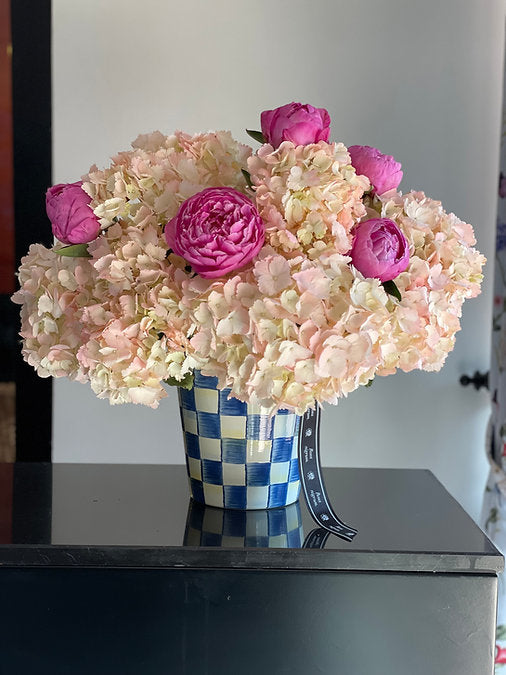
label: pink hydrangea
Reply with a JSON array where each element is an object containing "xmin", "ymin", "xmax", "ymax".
[
  {"xmin": 248, "ymin": 141, "xmax": 370, "ymax": 258},
  {"xmin": 11, "ymin": 244, "xmax": 95, "ymax": 380},
  {"xmin": 12, "ymin": 122, "xmax": 485, "ymax": 413}
]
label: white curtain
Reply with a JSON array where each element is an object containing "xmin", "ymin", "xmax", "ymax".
[{"xmin": 481, "ymin": 24, "xmax": 506, "ymax": 669}]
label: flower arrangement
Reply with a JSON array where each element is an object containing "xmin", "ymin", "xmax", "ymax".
[{"xmin": 13, "ymin": 103, "xmax": 485, "ymax": 414}]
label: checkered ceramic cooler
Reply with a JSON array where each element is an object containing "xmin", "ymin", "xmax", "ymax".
[
  {"xmin": 184, "ymin": 499, "xmax": 304, "ymax": 547},
  {"xmin": 178, "ymin": 371, "xmax": 301, "ymax": 509}
]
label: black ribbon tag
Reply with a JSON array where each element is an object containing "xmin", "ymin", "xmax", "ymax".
[{"xmin": 298, "ymin": 405, "xmax": 358, "ymax": 543}]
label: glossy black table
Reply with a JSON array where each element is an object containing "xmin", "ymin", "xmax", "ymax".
[{"xmin": 0, "ymin": 464, "xmax": 502, "ymax": 674}]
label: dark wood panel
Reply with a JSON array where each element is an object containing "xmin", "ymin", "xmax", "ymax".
[{"xmin": 0, "ymin": 382, "xmax": 14, "ymax": 462}]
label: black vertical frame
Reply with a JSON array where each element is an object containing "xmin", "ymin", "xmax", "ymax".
[
  {"xmin": 12, "ymin": 463, "xmax": 52, "ymax": 544},
  {"xmin": 11, "ymin": 0, "xmax": 52, "ymax": 461}
]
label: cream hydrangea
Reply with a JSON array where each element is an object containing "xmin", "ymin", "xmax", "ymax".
[
  {"xmin": 13, "ymin": 127, "xmax": 485, "ymax": 413},
  {"xmin": 248, "ymin": 141, "xmax": 370, "ymax": 258},
  {"xmin": 12, "ymin": 244, "xmax": 95, "ymax": 381},
  {"xmin": 84, "ymin": 129, "xmax": 251, "ymax": 230}
]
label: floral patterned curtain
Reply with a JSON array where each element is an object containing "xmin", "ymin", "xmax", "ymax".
[{"xmin": 481, "ymin": 34, "xmax": 506, "ymax": 669}]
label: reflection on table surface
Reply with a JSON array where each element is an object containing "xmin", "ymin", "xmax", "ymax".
[
  {"xmin": 0, "ymin": 463, "xmax": 500, "ymax": 561},
  {"xmin": 184, "ymin": 499, "xmax": 303, "ymax": 548}
]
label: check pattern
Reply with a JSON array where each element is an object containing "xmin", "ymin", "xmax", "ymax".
[
  {"xmin": 179, "ymin": 371, "xmax": 301, "ymax": 509},
  {"xmin": 184, "ymin": 499, "xmax": 304, "ymax": 548}
]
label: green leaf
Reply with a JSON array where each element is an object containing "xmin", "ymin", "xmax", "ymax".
[
  {"xmin": 55, "ymin": 243, "xmax": 92, "ymax": 258},
  {"xmin": 164, "ymin": 371, "xmax": 194, "ymax": 390},
  {"xmin": 364, "ymin": 379, "xmax": 374, "ymax": 388},
  {"xmin": 241, "ymin": 169, "xmax": 254, "ymax": 190},
  {"xmin": 246, "ymin": 129, "xmax": 266, "ymax": 144},
  {"xmin": 382, "ymin": 279, "xmax": 401, "ymax": 301}
]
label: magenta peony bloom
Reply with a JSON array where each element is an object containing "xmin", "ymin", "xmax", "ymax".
[
  {"xmin": 350, "ymin": 218, "xmax": 409, "ymax": 282},
  {"xmin": 348, "ymin": 145, "xmax": 403, "ymax": 195},
  {"xmin": 46, "ymin": 181, "xmax": 101, "ymax": 244},
  {"xmin": 165, "ymin": 187, "xmax": 265, "ymax": 279},
  {"xmin": 261, "ymin": 102, "xmax": 331, "ymax": 148}
]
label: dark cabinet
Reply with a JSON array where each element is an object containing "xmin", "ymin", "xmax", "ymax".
[{"xmin": 0, "ymin": 464, "xmax": 502, "ymax": 674}]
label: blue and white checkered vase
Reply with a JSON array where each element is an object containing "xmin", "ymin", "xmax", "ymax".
[{"xmin": 178, "ymin": 371, "xmax": 301, "ymax": 509}]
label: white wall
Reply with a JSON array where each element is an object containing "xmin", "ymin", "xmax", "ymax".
[{"xmin": 52, "ymin": 0, "xmax": 505, "ymax": 522}]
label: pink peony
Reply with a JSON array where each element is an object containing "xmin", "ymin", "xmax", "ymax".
[
  {"xmin": 261, "ymin": 102, "xmax": 331, "ymax": 148},
  {"xmin": 348, "ymin": 145, "xmax": 403, "ymax": 195},
  {"xmin": 350, "ymin": 218, "xmax": 409, "ymax": 282},
  {"xmin": 46, "ymin": 182, "xmax": 101, "ymax": 244},
  {"xmin": 165, "ymin": 187, "xmax": 265, "ymax": 279}
]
